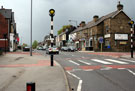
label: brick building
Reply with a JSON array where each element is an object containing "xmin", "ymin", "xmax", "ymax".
[
  {"xmin": 75, "ymin": 2, "xmax": 132, "ymax": 52},
  {"xmin": 0, "ymin": 6, "xmax": 18, "ymax": 52}
]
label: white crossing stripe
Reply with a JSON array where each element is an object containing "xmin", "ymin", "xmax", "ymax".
[
  {"xmin": 69, "ymin": 60, "xmax": 80, "ymax": 65},
  {"xmin": 91, "ymin": 59, "xmax": 112, "ymax": 64},
  {"xmin": 78, "ymin": 60, "xmax": 91, "ymax": 65},
  {"xmin": 105, "ymin": 59, "xmax": 128, "ymax": 64},
  {"xmin": 119, "ymin": 58, "xmax": 135, "ymax": 63}
]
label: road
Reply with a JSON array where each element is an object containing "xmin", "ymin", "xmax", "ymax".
[{"xmin": 37, "ymin": 50, "xmax": 135, "ymax": 91}]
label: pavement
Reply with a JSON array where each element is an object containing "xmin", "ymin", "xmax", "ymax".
[
  {"xmin": 0, "ymin": 52, "xmax": 69, "ymax": 91},
  {"xmin": 79, "ymin": 51, "xmax": 135, "ymax": 59}
]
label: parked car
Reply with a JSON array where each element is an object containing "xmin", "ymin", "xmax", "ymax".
[
  {"xmin": 23, "ymin": 46, "xmax": 30, "ymax": 51},
  {"xmin": 37, "ymin": 46, "xmax": 43, "ymax": 50},
  {"xmin": 68, "ymin": 46, "xmax": 77, "ymax": 52},
  {"xmin": 61, "ymin": 46, "xmax": 69, "ymax": 51},
  {"xmin": 46, "ymin": 46, "xmax": 59, "ymax": 54}
]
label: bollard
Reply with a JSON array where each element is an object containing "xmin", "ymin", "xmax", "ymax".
[{"xmin": 26, "ymin": 82, "xmax": 35, "ymax": 91}]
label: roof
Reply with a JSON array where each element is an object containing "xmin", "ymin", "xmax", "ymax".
[
  {"xmin": 70, "ymin": 27, "xmax": 83, "ymax": 34},
  {"xmin": 75, "ymin": 10, "xmax": 130, "ymax": 32},
  {"xmin": 83, "ymin": 10, "xmax": 119, "ymax": 30},
  {"xmin": 0, "ymin": 9, "xmax": 12, "ymax": 19}
]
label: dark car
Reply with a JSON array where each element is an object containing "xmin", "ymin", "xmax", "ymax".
[{"xmin": 23, "ymin": 46, "xmax": 30, "ymax": 51}]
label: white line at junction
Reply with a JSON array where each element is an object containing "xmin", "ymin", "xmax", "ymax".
[{"xmin": 67, "ymin": 71, "xmax": 83, "ymax": 91}]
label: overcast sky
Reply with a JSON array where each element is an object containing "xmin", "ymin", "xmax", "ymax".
[{"xmin": 0, "ymin": 0, "xmax": 135, "ymax": 45}]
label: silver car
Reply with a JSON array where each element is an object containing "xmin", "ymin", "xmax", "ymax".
[{"xmin": 46, "ymin": 46, "xmax": 59, "ymax": 54}]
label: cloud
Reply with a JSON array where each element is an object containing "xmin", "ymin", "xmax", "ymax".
[{"xmin": 0, "ymin": 0, "xmax": 135, "ymax": 45}]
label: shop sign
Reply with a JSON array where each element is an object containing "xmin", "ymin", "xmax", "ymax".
[
  {"xmin": 75, "ymin": 41, "xmax": 79, "ymax": 43},
  {"xmin": 104, "ymin": 34, "xmax": 110, "ymax": 38},
  {"xmin": 115, "ymin": 34, "xmax": 128, "ymax": 40},
  {"xmin": 79, "ymin": 38, "xmax": 85, "ymax": 41},
  {"xmin": 120, "ymin": 41, "xmax": 127, "ymax": 44}
]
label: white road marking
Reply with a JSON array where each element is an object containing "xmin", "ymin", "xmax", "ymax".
[
  {"xmin": 77, "ymin": 80, "xmax": 83, "ymax": 91},
  {"xmin": 67, "ymin": 71, "xmax": 82, "ymax": 91},
  {"xmin": 100, "ymin": 67, "xmax": 112, "ymax": 70},
  {"xmin": 105, "ymin": 59, "xmax": 128, "ymax": 64},
  {"xmin": 67, "ymin": 71, "xmax": 80, "ymax": 79},
  {"xmin": 127, "ymin": 69, "xmax": 135, "ymax": 76},
  {"xmin": 69, "ymin": 60, "xmax": 80, "ymax": 65},
  {"xmin": 78, "ymin": 60, "xmax": 91, "ymax": 65},
  {"xmin": 117, "ymin": 68, "xmax": 126, "ymax": 70},
  {"xmin": 119, "ymin": 58, "xmax": 135, "ymax": 63},
  {"xmin": 84, "ymin": 69, "xmax": 93, "ymax": 71},
  {"xmin": 72, "ymin": 69, "xmax": 82, "ymax": 72},
  {"xmin": 91, "ymin": 59, "xmax": 112, "ymax": 64}
]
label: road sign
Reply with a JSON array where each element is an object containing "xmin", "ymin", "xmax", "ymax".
[{"xmin": 99, "ymin": 37, "xmax": 103, "ymax": 43}]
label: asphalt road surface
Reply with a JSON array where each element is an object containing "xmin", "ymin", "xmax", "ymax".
[{"xmin": 36, "ymin": 50, "xmax": 135, "ymax": 91}]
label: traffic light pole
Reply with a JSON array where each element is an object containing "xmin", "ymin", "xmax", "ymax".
[
  {"xmin": 50, "ymin": 16, "xmax": 54, "ymax": 66},
  {"xmin": 131, "ymin": 25, "xmax": 134, "ymax": 58}
]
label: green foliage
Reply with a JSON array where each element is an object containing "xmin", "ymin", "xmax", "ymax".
[
  {"xmin": 32, "ymin": 40, "xmax": 38, "ymax": 49},
  {"xmin": 22, "ymin": 43, "xmax": 28, "ymax": 47},
  {"xmin": 57, "ymin": 25, "xmax": 72, "ymax": 35}
]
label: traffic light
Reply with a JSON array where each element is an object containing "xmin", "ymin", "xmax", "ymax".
[
  {"xmin": 128, "ymin": 20, "xmax": 134, "ymax": 27},
  {"xmin": 49, "ymin": 9, "xmax": 55, "ymax": 17}
]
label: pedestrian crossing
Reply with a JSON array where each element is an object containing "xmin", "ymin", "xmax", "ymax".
[
  {"xmin": 91, "ymin": 59, "xmax": 112, "ymax": 64},
  {"xmin": 68, "ymin": 58, "xmax": 135, "ymax": 66},
  {"xmin": 105, "ymin": 59, "xmax": 128, "ymax": 64}
]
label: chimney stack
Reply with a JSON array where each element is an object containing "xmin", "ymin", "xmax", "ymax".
[
  {"xmin": 1, "ymin": 6, "xmax": 5, "ymax": 9},
  {"xmin": 93, "ymin": 15, "xmax": 99, "ymax": 22},
  {"xmin": 79, "ymin": 21, "xmax": 86, "ymax": 27},
  {"xmin": 117, "ymin": 1, "xmax": 123, "ymax": 11}
]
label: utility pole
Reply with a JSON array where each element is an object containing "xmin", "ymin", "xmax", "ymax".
[
  {"xmin": 49, "ymin": 9, "xmax": 55, "ymax": 66},
  {"xmin": 128, "ymin": 20, "xmax": 134, "ymax": 58},
  {"xmin": 30, "ymin": 0, "xmax": 33, "ymax": 56}
]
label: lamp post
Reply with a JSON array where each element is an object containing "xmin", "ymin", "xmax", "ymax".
[
  {"xmin": 128, "ymin": 20, "xmax": 134, "ymax": 58},
  {"xmin": 49, "ymin": 9, "xmax": 55, "ymax": 66},
  {"xmin": 30, "ymin": 0, "xmax": 33, "ymax": 56},
  {"xmin": 69, "ymin": 20, "xmax": 77, "ymax": 27}
]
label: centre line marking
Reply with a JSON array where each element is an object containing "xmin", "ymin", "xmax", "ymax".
[
  {"xmin": 69, "ymin": 60, "xmax": 80, "ymax": 65},
  {"xmin": 78, "ymin": 60, "xmax": 91, "ymax": 65}
]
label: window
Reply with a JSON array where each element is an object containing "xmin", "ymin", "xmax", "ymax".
[
  {"xmin": 105, "ymin": 26, "xmax": 109, "ymax": 34},
  {"xmin": 85, "ymin": 40, "xmax": 89, "ymax": 47},
  {"xmin": 105, "ymin": 40, "xmax": 110, "ymax": 47}
]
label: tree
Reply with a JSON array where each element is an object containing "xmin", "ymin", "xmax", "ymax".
[
  {"xmin": 57, "ymin": 25, "xmax": 72, "ymax": 35},
  {"xmin": 22, "ymin": 43, "xmax": 28, "ymax": 47},
  {"xmin": 32, "ymin": 40, "xmax": 38, "ymax": 49}
]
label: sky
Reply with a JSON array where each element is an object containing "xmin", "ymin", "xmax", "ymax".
[{"xmin": 0, "ymin": 0, "xmax": 135, "ymax": 45}]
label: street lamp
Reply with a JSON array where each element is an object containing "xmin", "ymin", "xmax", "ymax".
[
  {"xmin": 69, "ymin": 20, "xmax": 77, "ymax": 27},
  {"xmin": 49, "ymin": 9, "xmax": 55, "ymax": 66},
  {"xmin": 30, "ymin": 0, "xmax": 33, "ymax": 56}
]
